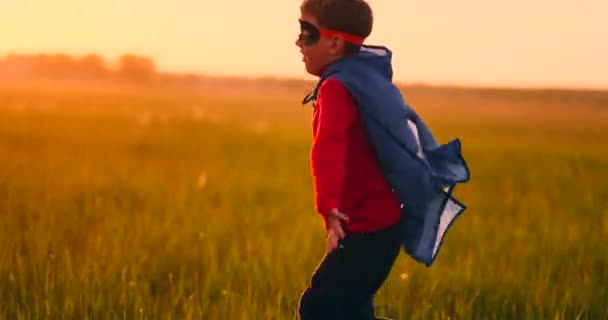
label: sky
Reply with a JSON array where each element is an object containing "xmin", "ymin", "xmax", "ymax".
[{"xmin": 1, "ymin": 0, "xmax": 607, "ymax": 89}]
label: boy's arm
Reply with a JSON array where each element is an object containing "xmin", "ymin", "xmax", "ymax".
[{"xmin": 311, "ymin": 78, "xmax": 358, "ymax": 220}]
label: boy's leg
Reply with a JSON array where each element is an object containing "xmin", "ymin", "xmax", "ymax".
[{"xmin": 298, "ymin": 220, "xmax": 402, "ymax": 320}]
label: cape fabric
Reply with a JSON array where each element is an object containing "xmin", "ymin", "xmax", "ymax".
[{"xmin": 304, "ymin": 45, "xmax": 471, "ymax": 266}]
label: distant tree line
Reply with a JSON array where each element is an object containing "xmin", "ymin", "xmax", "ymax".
[
  {"xmin": 0, "ymin": 52, "xmax": 317, "ymax": 92},
  {"xmin": 0, "ymin": 53, "xmax": 158, "ymax": 81}
]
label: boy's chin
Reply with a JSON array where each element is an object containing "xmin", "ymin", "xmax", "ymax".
[{"xmin": 305, "ymin": 65, "xmax": 322, "ymax": 77}]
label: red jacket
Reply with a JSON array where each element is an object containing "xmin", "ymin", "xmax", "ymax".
[{"xmin": 311, "ymin": 77, "xmax": 401, "ymax": 233}]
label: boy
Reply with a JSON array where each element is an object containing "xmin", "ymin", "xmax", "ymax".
[
  {"xmin": 295, "ymin": 0, "xmax": 402, "ymax": 319},
  {"xmin": 295, "ymin": 0, "xmax": 470, "ymax": 319}
]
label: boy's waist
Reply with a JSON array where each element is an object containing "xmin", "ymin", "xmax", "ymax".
[{"xmin": 338, "ymin": 189, "xmax": 401, "ymax": 233}]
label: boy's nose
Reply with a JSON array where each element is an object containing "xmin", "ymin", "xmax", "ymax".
[{"xmin": 295, "ymin": 37, "xmax": 302, "ymax": 48}]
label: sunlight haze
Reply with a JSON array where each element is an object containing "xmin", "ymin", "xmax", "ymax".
[{"xmin": 1, "ymin": 0, "xmax": 607, "ymax": 88}]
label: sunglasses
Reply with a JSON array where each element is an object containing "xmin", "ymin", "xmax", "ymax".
[{"xmin": 298, "ymin": 20, "xmax": 365, "ymax": 47}]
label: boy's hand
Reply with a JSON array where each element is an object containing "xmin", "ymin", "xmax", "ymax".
[{"xmin": 326, "ymin": 208, "xmax": 349, "ymax": 253}]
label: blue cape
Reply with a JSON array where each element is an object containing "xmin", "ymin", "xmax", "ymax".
[{"xmin": 304, "ymin": 45, "xmax": 471, "ymax": 266}]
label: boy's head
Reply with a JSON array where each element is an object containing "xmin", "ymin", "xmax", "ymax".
[{"xmin": 296, "ymin": 0, "xmax": 373, "ymax": 76}]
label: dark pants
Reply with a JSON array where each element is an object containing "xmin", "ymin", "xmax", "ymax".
[{"xmin": 298, "ymin": 220, "xmax": 402, "ymax": 320}]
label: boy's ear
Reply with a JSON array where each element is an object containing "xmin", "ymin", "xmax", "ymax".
[{"xmin": 329, "ymin": 36, "xmax": 344, "ymax": 56}]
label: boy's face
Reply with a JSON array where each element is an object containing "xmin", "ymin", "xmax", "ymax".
[{"xmin": 295, "ymin": 11, "xmax": 343, "ymax": 77}]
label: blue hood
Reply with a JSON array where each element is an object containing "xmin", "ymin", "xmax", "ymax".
[
  {"xmin": 306, "ymin": 45, "xmax": 471, "ymax": 266},
  {"xmin": 347, "ymin": 46, "xmax": 394, "ymax": 80}
]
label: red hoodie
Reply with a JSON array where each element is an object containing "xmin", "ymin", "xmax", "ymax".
[{"xmin": 311, "ymin": 77, "xmax": 401, "ymax": 233}]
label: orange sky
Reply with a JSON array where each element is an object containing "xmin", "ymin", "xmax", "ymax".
[{"xmin": 1, "ymin": 0, "xmax": 607, "ymax": 88}]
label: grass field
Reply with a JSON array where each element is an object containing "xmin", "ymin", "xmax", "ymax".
[{"xmin": 0, "ymin": 80, "xmax": 607, "ymax": 319}]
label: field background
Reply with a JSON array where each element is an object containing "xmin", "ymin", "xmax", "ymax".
[{"xmin": 0, "ymin": 79, "xmax": 607, "ymax": 319}]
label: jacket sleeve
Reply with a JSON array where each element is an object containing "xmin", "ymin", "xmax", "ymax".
[{"xmin": 311, "ymin": 78, "xmax": 358, "ymax": 218}]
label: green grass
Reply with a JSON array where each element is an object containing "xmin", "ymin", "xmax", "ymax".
[{"xmin": 0, "ymin": 82, "xmax": 607, "ymax": 319}]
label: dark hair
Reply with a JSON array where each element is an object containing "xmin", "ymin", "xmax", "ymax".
[{"xmin": 301, "ymin": 0, "xmax": 373, "ymax": 55}]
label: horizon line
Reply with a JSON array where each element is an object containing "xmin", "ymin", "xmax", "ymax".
[{"xmin": 2, "ymin": 51, "xmax": 607, "ymax": 92}]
